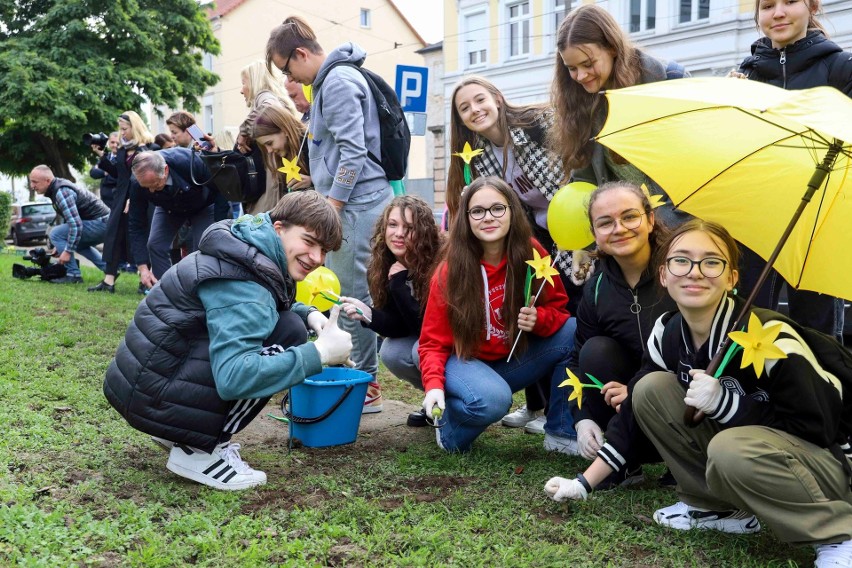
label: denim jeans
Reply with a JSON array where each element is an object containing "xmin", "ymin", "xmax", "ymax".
[
  {"xmin": 438, "ymin": 317, "xmax": 577, "ymax": 452},
  {"xmin": 326, "ymin": 188, "xmax": 393, "ymax": 380},
  {"xmin": 49, "ymin": 217, "xmax": 108, "ymax": 278},
  {"xmin": 379, "ymin": 336, "xmax": 421, "ymax": 390}
]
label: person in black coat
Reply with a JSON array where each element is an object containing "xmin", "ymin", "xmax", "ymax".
[
  {"xmin": 129, "ymin": 148, "xmax": 218, "ymax": 288},
  {"xmin": 90, "ymin": 111, "xmax": 155, "ymax": 293},
  {"xmin": 734, "ymin": 4, "xmax": 852, "ymax": 340},
  {"xmin": 89, "ymin": 132, "xmax": 119, "ymax": 210}
]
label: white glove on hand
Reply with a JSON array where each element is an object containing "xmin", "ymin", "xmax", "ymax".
[
  {"xmin": 575, "ymin": 419, "xmax": 604, "ymax": 460},
  {"xmin": 306, "ymin": 310, "xmax": 328, "ymax": 336},
  {"xmin": 570, "ymin": 250, "xmax": 595, "ymax": 286},
  {"xmin": 338, "ymin": 295, "xmax": 373, "ymax": 324},
  {"xmin": 544, "ymin": 477, "xmax": 588, "ymax": 502},
  {"xmin": 684, "ymin": 371, "xmax": 723, "ymax": 415},
  {"xmin": 312, "ymin": 305, "xmax": 353, "ymax": 366},
  {"xmin": 422, "ymin": 388, "xmax": 445, "ymax": 417}
]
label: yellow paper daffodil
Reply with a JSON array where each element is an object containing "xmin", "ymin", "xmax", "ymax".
[
  {"xmin": 728, "ymin": 313, "xmax": 788, "ymax": 377},
  {"xmin": 278, "ymin": 156, "xmax": 303, "ymax": 183},
  {"xmin": 640, "ymin": 183, "xmax": 666, "ymax": 209},
  {"xmin": 558, "ymin": 369, "xmax": 586, "ymax": 409},
  {"xmin": 452, "ymin": 142, "xmax": 484, "ymax": 164},
  {"xmin": 525, "ymin": 248, "xmax": 560, "ymax": 287},
  {"xmin": 302, "ymin": 84, "xmax": 313, "ymax": 104}
]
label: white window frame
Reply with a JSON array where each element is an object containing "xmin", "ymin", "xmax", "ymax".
[
  {"xmin": 360, "ymin": 8, "xmax": 371, "ymax": 28},
  {"xmin": 677, "ymin": 0, "xmax": 710, "ymax": 25},
  {"xmin": 462, "ymin": 9, "xmax": 489, "ymax": 69},
  {"xmin": 628, "ymin": 0, "xmax": 656, "ymax": 33},
  {"xmin": 506, "ymin": 1, "xmax": 531, "ymax": 59},
  {"xmin": 550, "ymin": 0, "xmax": 573, "ymax": 49}
]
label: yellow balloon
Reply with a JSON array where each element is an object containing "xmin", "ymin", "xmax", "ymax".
[
  {"xmin": 547, "ymin": 181, "xmax": 597, "ymax": 250},
  {"xmin": 295, "ymin": 266, "xmax": 341, "ymax": 311}
]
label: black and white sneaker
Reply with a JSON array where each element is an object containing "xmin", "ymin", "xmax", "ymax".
[
  {"xmin": 653, "ymin": 501, "xmax": 761, "ymax": 534},
  {"xmin": 166, "ymin": 442, "xmax": 267, "ymax": 491}
]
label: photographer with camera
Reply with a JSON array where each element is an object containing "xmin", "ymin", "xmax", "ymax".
[
  {"xmin": 128, "ymin": 149, "xmax": 218, "ymax": 288},
  {"xmin": 88, "ymin": 132, "xmax": 119, "ymax": 210},
  {"xmin": 28, "ymin": 165, "xmax": 110, "ymax": 284}
]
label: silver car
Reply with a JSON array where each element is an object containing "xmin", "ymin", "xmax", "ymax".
[{"xmin": 8, "ymin": 202, "xmax": 55, "ymax": 246}]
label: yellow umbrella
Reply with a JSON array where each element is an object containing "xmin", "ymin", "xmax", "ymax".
[
  {"xmin": 595, "ymin": 77, "xmax": 852, "ymax": 424},
  {"xmin": 596, "ymin": 77, "xmax": 852, "ymax": 301}
]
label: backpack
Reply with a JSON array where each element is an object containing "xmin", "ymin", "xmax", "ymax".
[{"xmin": 316, "ymin": 61, "xmax": 411, "ymax": 181}]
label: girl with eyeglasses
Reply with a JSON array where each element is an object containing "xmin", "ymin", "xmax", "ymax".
[
  {"xmin": 556, "ymin": 181, "xmax": 677, "ymax": 488},
  {"xmin": 449, "ymin": 75, "xmax": 591, "ymax": 435},
  {"xmin": 339, "ymin": 196, "xmax": 443, "ymax": 426},
  {"xmin": 419, "ymin": 176, "xmax": 579, "ymax": 453},
  {"xmin": 546, "ymin": 219, "xmax": 852, "ymax": 566},
  {"xmin": 551, "ymin": 4, "xmax": 690, "ymax": 229}
]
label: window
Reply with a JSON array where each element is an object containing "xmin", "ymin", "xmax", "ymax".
[
  {"xmin": 679, "ymin": 0, "xmax": 709, "ymax": 24},
  {"xmin": 507, "ymin": 1, "xmax": 530, "ymax": 57},
  {"xmin": 360, "ymin": 8, "xmax": 371, "ymax": 28},
  {"xmin": 464, "ymin": 11, "xmax": 488, "ymax": 67},
  {"xmin": 629, "ymin": 0, "xmax": 656, "ymax": 32},
  {"xmin": 551, "ymin": 0, "xmax": 573, "ymax": 48},
  {"xmin": 204, "ymin": 105, "xmax": 213, "ymax": 134}
]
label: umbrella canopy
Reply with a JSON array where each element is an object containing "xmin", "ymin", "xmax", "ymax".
[{"xmin": 595, "ymin": 77, "xmax": 852, "ymax": 301}]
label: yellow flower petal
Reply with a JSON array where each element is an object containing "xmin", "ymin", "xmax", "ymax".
[
  {"xmin": 728, "ymin": 313, "xmax": 788, "ymax": 377},
  {"xmin": 452, "ymin": 141, "xmax": 484, "ymax": 164},
  {"xmin": 558, "ymin": 369, "xmax": 585, "ymax": 409},
  {"xmin": 640, "ymin": 183, "xmax": 666, "ymax": 209},
  {"xmin": 525, "ymin": 248, "xmax": 560, "ymax": 287},
  {"xmin": 277, "ymin": 156, "xmax": 303, "ymax": 183}
]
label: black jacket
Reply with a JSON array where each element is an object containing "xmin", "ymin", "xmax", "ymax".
[
  {"xmin": 45, "ymin": 178, "xmax": 110, "ymax": 222},
  {"xmin": 569, "ymin": 255, "xmax": 676, "ymax": 424},
  {"xmin": 740, "ymin": 31, "xmax": 852, "ymax": 94},
  {"xmin": 365, "ymin": 270, "xmax": 423, "ymax": 338},
  {"xmin": 98, "ymin": 145, "xmax": 152, "ymax": 265},
  {"xmin": 103, "ymin": 221, "xmax": 293, "ymax": 452}
]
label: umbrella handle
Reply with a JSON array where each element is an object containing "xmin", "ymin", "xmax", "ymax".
[{"xmin": 683, "ymin": 406, "xmax": 705, "ymax": 427}]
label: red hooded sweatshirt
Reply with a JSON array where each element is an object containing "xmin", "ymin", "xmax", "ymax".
[{"xmin": 419, "ymin": 240, "xmax": 570, "ymax": 392}]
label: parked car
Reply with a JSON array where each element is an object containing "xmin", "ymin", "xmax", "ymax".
[{"xmin": 7, "ymin": 202, "xmax": 55, "ymax": 245}]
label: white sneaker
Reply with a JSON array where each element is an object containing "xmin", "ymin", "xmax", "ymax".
[
  {"xmin": 653, "ymin": 501, "xmax": 761, "ymax": 534},
  {"xmin": 501, "ymin": 404, "xmax": 541, "ymax": 428},
  {"xmin": 166, "ymin": 442, "xmax": 267, "ymax": 491},
  {"xmin": 543, "ymin": 433, "xmax": 581, "ymax": 456},
  {"xmin": 815, "ymin": 539, "xmax": 852, "ymax": 568},
  {"xmin": 523, "ymin": 416, "xmax": 546, "ymax": 435}
]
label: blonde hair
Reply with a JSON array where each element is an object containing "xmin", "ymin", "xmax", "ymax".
[
  {"xmin": 118, "ymin": 110, "xmax": 154, "ymax": 146},
  {"xmin": 240, "ymin": 60, "xmax": 296, "ymax": 114}
]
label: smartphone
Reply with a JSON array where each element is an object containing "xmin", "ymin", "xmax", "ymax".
[{"xmin": 186, "ymin": 124, "xmax": 212, "ymax": 150}]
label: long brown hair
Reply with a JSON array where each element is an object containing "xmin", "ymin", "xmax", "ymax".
[
  {"xmin": 587, "ymin": 181, "xmax": 670, "ymax": 259},
  {"xmin": 447, "ymin": 76, "xmax": 549, "ymax": 219},
  {"xmin": 368, "ymin": 196, "xmax": 442, "ymax": 311},
  {"xmin": 265, "ymin": 16, "xmax": 322, "ymax": 73},
  {"xmin": 549, "ymin": 5, "xmax": 641, "ymax": 173},
  {"xmin": 251, "ymin": 105, "xmax": 308, "ymax": 187},
  {"xmin": 444, "ymin": 176, "xmax": 533, "ymax": 358}
]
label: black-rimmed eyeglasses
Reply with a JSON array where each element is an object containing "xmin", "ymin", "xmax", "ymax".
[
  {"xmin": 468, "ymin": 203, "xmax": 510, "ymax": 220},
  {"xmin": 666, "ymin": 256, "xmax": 728, "ymax": 278}
]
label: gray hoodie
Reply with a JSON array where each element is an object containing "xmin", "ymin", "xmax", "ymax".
[{"xmin": 310, "ymin": 42, "xmax": 390, "ymax": 203}]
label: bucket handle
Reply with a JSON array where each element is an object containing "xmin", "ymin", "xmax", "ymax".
[{"xmin": 281, "ymin": 385, "xmax": 355, "ymax": 424}]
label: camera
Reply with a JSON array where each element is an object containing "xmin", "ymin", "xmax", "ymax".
[
  {"xmin": 83, "ymin": 132, "xmax": 110, "ymax": 149},
  {"xmin": 12, "ymin": 248, "xmax": 67, "ymax": 281}
]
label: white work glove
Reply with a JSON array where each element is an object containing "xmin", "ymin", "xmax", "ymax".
[
  {"xmin": 306, "ymin": 310, "xmax": 328, "ymax": 335},
  {"xmin": 570, "ymin": 250, "xmax": 595, "ymax": 286},
  {"xmin": 544, "ymin": 477, "xmax": 588, "ymax": 502},
  {"xmin": 575, "ymin": 419, "xmax": 604, "ymax": 460},
  {"xmin": 338, "ymin": 295, "xmax": 373, "ymax": 324},
  {"xmin": 684, "ymin": 371, "xmax": 723, "ymax": 415},
  {"xmin": 422, "ymin": 388, "xmax": 445, "ymax": 417},
  {"xmin": 312, "ymin": 305, "xmax": 353, "ymax": 366}
]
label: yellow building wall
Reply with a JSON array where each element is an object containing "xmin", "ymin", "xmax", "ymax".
[{"xmin": 444, "ymin": 0, "xmax": 459, "ymax": 74}]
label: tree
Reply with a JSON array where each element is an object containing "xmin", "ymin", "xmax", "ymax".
[{"xmin": 0, "ymin": 0, "xmax": 220, "ymax": 180}]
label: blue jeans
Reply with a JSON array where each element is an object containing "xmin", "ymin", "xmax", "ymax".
[
  {"xmin": 326, "ymin": 188, "xmax": 393, "ymax": 380},
  {"xmin": 49, "ymin": 218, "xmax": 108, "ymax": 278},
  {"xmin": 379, "ymin": 336, "xmax": 421, "ymax": 390},
  {"xmin": 438, "ymin": 317, "xmax": 577, "ymax": 452}
]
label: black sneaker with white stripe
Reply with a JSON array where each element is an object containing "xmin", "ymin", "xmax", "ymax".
[{"xmin": 166, "ymin": 442, "xmax": 267, "ymax": 491}]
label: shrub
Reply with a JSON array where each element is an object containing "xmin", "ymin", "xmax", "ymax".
[{"xmin": 0, "ymin": 191, "xmax": 12, "ymax": 237}]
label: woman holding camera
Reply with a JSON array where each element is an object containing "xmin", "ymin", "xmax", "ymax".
[{"xmin": 89, "ymin": 110, "xmax": 154, "ymax": 293}]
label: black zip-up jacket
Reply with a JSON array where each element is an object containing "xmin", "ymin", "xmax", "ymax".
[
  {"xmin": 569, "ymin": 255, "xmax": 676, "ymax": 425},
  {"xmin": 364, "ymin": 270, "xmax": 424, "ymax": 338},
  {"xmin": 739, "ymin": 31, "xmax": 852, "ymax": 94}
]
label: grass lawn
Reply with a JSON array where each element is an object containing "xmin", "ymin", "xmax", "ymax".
[{"xmin": 0, "ymin": 253, "xmax": 812, "ymax": 567}]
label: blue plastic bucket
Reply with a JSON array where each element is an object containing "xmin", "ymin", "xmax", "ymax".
[{"xmin": 285, "ymin": 368, "xmax": 372, "ymax": 447}]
